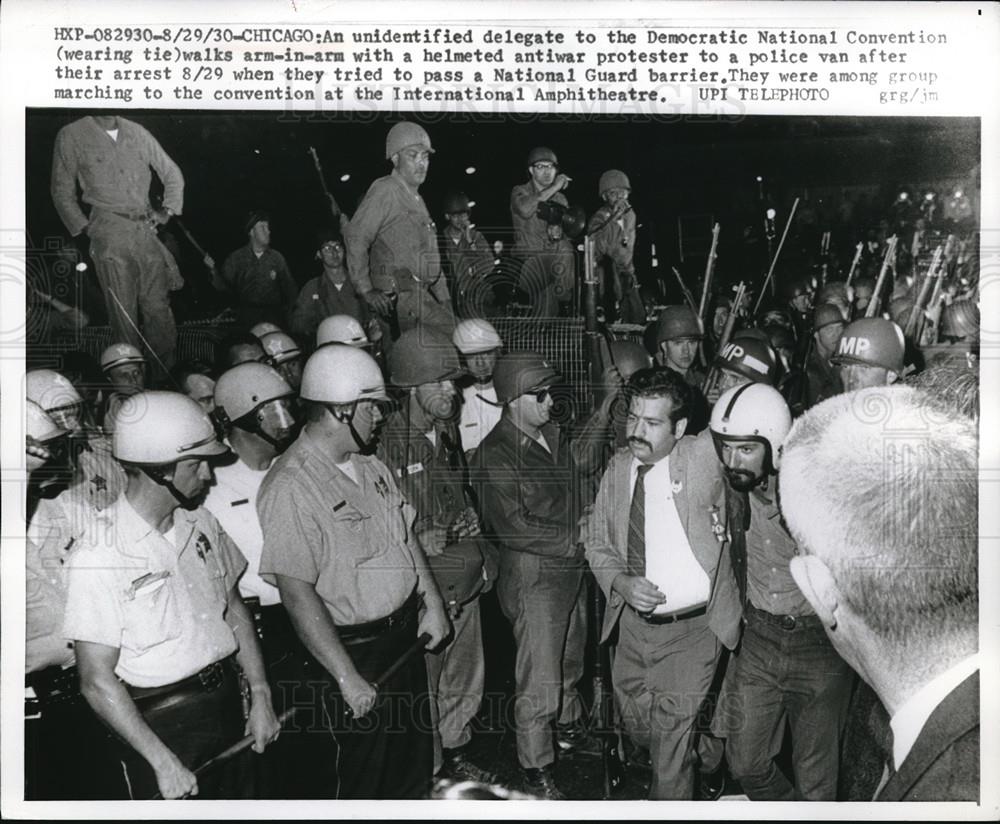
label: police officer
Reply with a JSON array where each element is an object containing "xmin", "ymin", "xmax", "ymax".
[
  {"xmin": 588, "ymin": 169, "xmax": 643, "ymax": 324},
  {"xmin": 804, "ymin": 303, "xmax": 847, "ymax": 408},
  {"xmin": 257, "ymin": 344, "xmax": 450, "ymax": 799},
  {"xmin": 24, "ymin": 401, "xmax": 123, "ymax": 800},
  {"xmin": 452, "ymin": 318, "xmax": 504, "ymax": 455},
  {"xmin": 477, "ymin": 351, "xmax": 588, "ymax": 799},
  {"xmin": 710, "ymin": 384, "xmax": 853, "ymax": 800},
  {"xmin": 441, "ymin": 191, "xmax": 494, "ymax": 318},
  {"xmin": 100, "ymin": 342, "xmax": 146, "ymax": 433},
  {"xmin": 204, "ymin": 362, "xmax": 307, "ymax": 797},
  {"xmin": 63, "ymin": 391, "xmax": 281, "ymax": 800},
  {"xmin": 831, "ymin": 317, "xmax": 905, "ymax": 392},
  {"xmin": 259, "ymin": 330, "xmax": 305, "ymax": 392},
  {"xmin": 26, "ymin": 367, "xmax": 125, "ymax": 511},
  {"xmin": 345, "ymin": 121, "xmax": 456, "ymax": 342},
  {"xmin": 316, "ymin": 313, "xmax": 372, "ymax": 349},
  {"xmin": 378, "ymin": 330, "xmax": 497, "ymax": 784}
]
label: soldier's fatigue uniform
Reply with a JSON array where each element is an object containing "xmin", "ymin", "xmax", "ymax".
[
  {"xmin": 51, "ymin": 116, "xmax": 183, "ymax": 369},
  {"xmin": 377, "ymin": 412, "xmax": 492, "ymax": 761},
  {"xmin": 345, "ymin": 170, "xmax": 456, "ymax": 339},
  {"xmin": 62, "ymin": 497, "xmax": 249, "ymax": 799},
  {"xmin": 588, "ymin": 207, "xmax": 644, "ymax": 324},
  {"xmin": 257, "ymin": 426, "xmax": 433, "ymax": 799},
  {"xmin": 478, "ymin": 416, "xmax": 587, "ymax": 770},
  {"xmin": 442, "ymin": 223, "xmax": 495, "ymax": 318}
]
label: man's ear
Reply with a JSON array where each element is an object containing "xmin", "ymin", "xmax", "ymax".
[
  {"xmin": 790, "ymin": 555, "xmax": 840, "ymax": 630},
  {"xmin": 674, "ymin": 417, "xmax": 688, "ymax": 440}
]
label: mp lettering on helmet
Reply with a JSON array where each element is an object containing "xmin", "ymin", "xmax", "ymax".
[
  {"xmin": 721, "ymin": 343, "xmax": 768, "ymax": 376},
  {"xmin": 838, "ymin": 336, "xmax": 871, "ymax": 357}
]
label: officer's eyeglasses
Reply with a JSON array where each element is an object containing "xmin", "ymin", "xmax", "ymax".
[
  {"xmin": 532, "ymin": 162, "xmax": 556, "ymax": 171},
  {"xmin": 531, "ymin": 388, "xmax": 551, "ymax": 403}
]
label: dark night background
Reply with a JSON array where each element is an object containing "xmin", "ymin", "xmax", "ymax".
[{"xmin": 25, "ymin": 109, "xmax": 979, "ymax": 320}]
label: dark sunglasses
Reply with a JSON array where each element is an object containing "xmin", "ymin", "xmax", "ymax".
[{"xmin": 531, "ymin": 388, "xmax": 551, "ymax": 403}]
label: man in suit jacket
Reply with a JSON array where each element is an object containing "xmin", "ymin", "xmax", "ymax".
[
  {"xmin": 585, "ymin": 367, "xmax": 741, "ymax": 799},
  {"xmin": 780, "ymin": 386, "xmax": 979, "ymax": 802}
]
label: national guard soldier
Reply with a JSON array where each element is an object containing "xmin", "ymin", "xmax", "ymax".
[
  {"xmin": 63, "ymin": 391, "xmax": 281, "ymax": 800},
  {"xmin": 477, "ymin": 351, "xmax": 589, "ymax": 799},
  {"xmin": 655, "ymin": 305, "xmax": 707, "ymax": 388},
  {"xmin": 830, "ymin": 317, "xmax": 905, "ymax": 392},
  {"xmin": 588, "ymin": 169, "xmax": 644, "ymax": 324},
  {"xmin": 440, "ymin": 191, "xmax": 494, "ymax": 318},
  {"xmin": 708, "ymin": 330, "xmax": 780, "ymax": 403},
  {"xmin": 345, "ymin": 121, "xmax": 456, "ymax": 342},
  {"xmin": 804, "ymin": 303, "xmax": 847, "ymax": 408},
  {"xmin": 510, "ymin": 147, "xmax": 572, "ymax": 284},
  {"xmin": 378, "ymin": 330, "xmax": 497, "ymax": 784},
  {"xmin": 710, "ymin": 384, "xmax": 853, "ymax": 800},
  {"xmin": 257, "ymin": 344, "xmax": 450, "ymax": 799}
]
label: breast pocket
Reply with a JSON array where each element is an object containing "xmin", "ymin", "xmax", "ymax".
[
  {"xmin": 330, "ymin": 507, "xmax": 379, "ymax": 568},
  {"xmin": 123, "ymin": 578, "xmax": 183, "ymax": 652}
]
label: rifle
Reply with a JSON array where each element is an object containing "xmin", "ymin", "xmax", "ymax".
[
  {"xmin": 819, "ymin": 231, "xmax": 831, "ymax": 286},
  {"xmin": 696, "ymin": 223, "xmax": 720, "ymax": 329},
  {"xmin": 308, "ymin": 146, "xmax": 348, "ymax": 228},
  {"xmin": 672, "ymin": 265, "xmax": 708, "ymax": 368},
  {"xmin": 844, "ymin": 242, "xmax": 864, "ymax": 286},
  {"xmin": 753, "ymin": 198, "xmax": 799, "ymax": 315},
  {"xmin": 865, "ymin": 235, "xmax": 898, "ymax": 318},
  {"xmin": 702, "ymin": 280, "xmax": 747, "ymax": 397},
  {"xmin": 174, "ymin": 217, "xmax": 220, "ymax": 286},
  {"xmin": 904, "ymin": 244, "xmax": 944, "ymax": 340},
  {"xmin": 918, "ymin": 235, "xmax": 955, "ymax": 346}
]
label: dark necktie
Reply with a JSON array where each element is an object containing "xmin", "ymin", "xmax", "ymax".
[{"xmin": 627, "ymin": 464, "xmax": 653, "ymax": 577}]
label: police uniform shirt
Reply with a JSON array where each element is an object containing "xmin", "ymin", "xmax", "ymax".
[
  {"xmin": 62, "ymin": 497, "xmax": 246, "ymax": 688},
  {"xmin": 203, "ymin": 457, "xmax": 280, "ymax": 606},
  {"xmin": 459, "ymin": 383, "xmax": 502, "ymax": 453},
  {"xmin": 76, "ymin": 434, "xmax": 126, "ymax": 512},
  {"xmin": 257, "ymin": 426, "xmax": 419, "ymax": 626},
  {"xmin": 220, "ymin": 244, "xmax": 297, "ymax": 310},
  {"xmin": 25, "ymin": 488, "xmax": 94, "ymax": 673},
  {"xmin": 630, "ymin": 455, "xmax": 711, "ymax": 615}
]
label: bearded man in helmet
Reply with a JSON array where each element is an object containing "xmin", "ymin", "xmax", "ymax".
[
  {"xmin": 441, "ymin": 191, "xmax": 495, "ymax": 318},
  {"xmin": 588, "ymin": 169, "xmax": 644, "ymax": 324},
  {"xmin": 345, "ymin": 121, "xmax": 456, "ymax": 344},
  {"xmin": 62, "ymin": 391, "xmax": 281, "ymax": 800},
  {"xmin": 257, "ymin": 344, "xmax": 450, "ymax": 799},
  {"xmin": 584, "ymin": 367, "xmax": 741, "ymax": 799},
  {"xmin": 831, "ymin": 317, "xmax": 905, "ymax": 392},
  {"xmin": 709, "ymin": 384, "xmax": 853, "ymax": 800},
  {"xmin": 376, "ymin": 330, "xmax": 498, "ymax": 785},
  {"xmin": 452, "ymin": 318, "xmax": 504, "ymax": 454}
]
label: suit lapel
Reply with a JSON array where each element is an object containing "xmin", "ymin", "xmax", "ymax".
[{"xmin": 878, "ymin": 671, "xmax": 980, "ymax": 801}]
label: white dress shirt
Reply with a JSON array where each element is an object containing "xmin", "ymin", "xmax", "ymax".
[
  {"xmin": 632, "ymin": 455, "xmax": 710, "ymax": 615},
  {"xmin": 459, "ymin": 382, "xmax": 502, "ymax": 452},
  {"xmin": 203, "ymin": 456, "xmax": 279, "ymax": 605}
]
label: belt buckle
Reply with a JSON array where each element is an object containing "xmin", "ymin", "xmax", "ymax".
[
  {"xmin": 780, "ymin": 614, "xmax": 797, "ymax": 631},
  {"xmin": 199, "ymin": 663, "xmax": 224, "ymax": 692}
]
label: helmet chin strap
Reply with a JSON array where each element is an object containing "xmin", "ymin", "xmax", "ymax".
[
  {"xmin": 142, "ymin": 466, "xmax": 196, "ymax": 507},
  {"xmin": 329, "ymin": 402, "xmax": 371, "ymax": 452}
]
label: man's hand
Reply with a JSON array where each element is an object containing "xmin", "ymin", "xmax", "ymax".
[
  {"xmin": 418, "ymin": 600, "xmax": 451, "ymax": 651},
  {"xmin": 415, "ymin": 523, "xmax": 448, "ymax": 557},
  {"xmin": 150, "ymin": 208, "xmax": 173, "ymax": 227},
  {"xmin": 340, "ymin": 670, "xmax": 377, "ymax": 719},
  {"xmin": 554, "ymin": 173, "xmax": 572, "ymax": 192},
  {"xmin": 612, "ymin": 573, "xmax": 667, "ymax": 614},
  {"xmin": 362, "ymin": 289, "xmax": 394, "ymax": 317},
  {"xmin": 448, "ymin": 507, "xmax": 482, "ymax": 540},
  {"xmin": 153, "ymin": 752, "xmax": 198, "ymax": 799},
  {"xmin": 26, "ymin": 436, "xmax": 52, "ymax": 465},
  {"xmin": 245, "ymin": 692, "xmax": 281, "ymax": 754}
]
